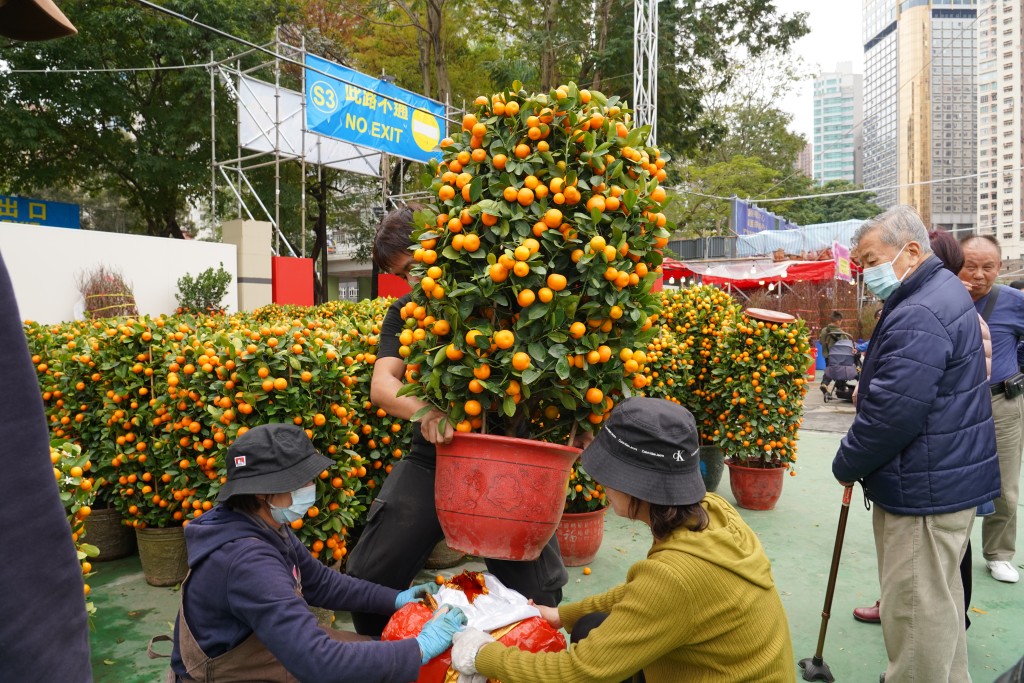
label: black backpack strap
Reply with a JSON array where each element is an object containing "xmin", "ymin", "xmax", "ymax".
[{"xmin": 981, "ymin": 284, "xmax": 1002, "ymax": 323}]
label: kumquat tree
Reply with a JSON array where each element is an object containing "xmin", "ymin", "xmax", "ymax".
[{"xmin": 397, "ymin": 82, "xmax": 673, "ymax": 443}]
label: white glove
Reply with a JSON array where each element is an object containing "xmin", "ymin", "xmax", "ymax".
[{"xmin": 451, "ymin": 627, "xmax": 495, "ymax": 678}]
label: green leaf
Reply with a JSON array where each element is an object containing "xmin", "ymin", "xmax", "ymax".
[
  {"xmin": 526, "ymin": 302, "xmax": 549, "ymax": 321},
  {"xmin": 502, "ymin": 395, "xmax": 517, "ymax": 417},
  {"xmin": 522, "ymin": 366, "xmax": 543, "ymax": 385},
  {"xmin": 469, "ymin": 175, "xmax": 484, "ymax": 202},
  {"xmin": 555, "ymin": 355, "xmax": 571, "ymax": 379}
]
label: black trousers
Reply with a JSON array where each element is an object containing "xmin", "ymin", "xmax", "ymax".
[
  {"xmin": 346, "ymin": 458, "xmax": 568, "ymax": 636},
  {"xmin": 570, "ymin": 613, "xmax": 645, "ymax": 683}
]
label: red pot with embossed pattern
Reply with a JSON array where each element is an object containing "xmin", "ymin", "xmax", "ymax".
[
  {"xmin": 555, "ymin": 507, "xmax": 607, "ymax": 567},
  {"xmin": 434, "ymin": 433, "xmax": 578, "ymax": 561}
]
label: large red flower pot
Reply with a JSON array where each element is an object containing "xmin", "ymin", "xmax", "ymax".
[
  {"xmin": 556, "ymin": 508, "xmax": 607, "ymax": 567},
  {"xmin": 726, "ymin": 460, "xmax": 785, "ymax": 511},
  {"xmin": 434, "ymin": 432, "xmax": 579, "ymax": 561}
]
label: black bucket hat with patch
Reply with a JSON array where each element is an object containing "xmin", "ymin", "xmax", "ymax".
[
  {"xmin": 581, "ymin": 396, "xmax": 705, "ymax": 506},
  {"xmin": 217, "ymin": 423, "xmax": 332, "ymax": 501}
]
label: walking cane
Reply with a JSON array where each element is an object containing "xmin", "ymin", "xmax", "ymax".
[{"xmin": 798, "ymin": 483, "xmax": 855, "ymax": 682}]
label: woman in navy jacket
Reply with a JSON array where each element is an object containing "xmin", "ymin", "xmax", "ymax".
[{"xmin": 169, "ymin": 423, "xmax": 463, "ymax": 682}]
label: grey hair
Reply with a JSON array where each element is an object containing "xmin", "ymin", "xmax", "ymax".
[{"xmin": 852, "ymin": 205, "xmax": 933, "ymax": 254}]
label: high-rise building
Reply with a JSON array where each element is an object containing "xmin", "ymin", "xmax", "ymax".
[
  {"xmin": 797, "ymin": 143, "xmax": 814, "ymax": 177},
  {"xmin": 977, "ymin": 1, "xmax": 1024, "ymax": 258},
  {"xmin": 813, "ymin": 62, "xmax": 863, "ymax": 185},
  {"xmin": 862, "ymin": 0, "xmax": 977, "ymax": 234}
]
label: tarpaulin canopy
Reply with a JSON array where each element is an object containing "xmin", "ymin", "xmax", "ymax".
[
  {"xmin": 736, "ymin": 219, "xmax": 863, "ymax": 257},
  {"xmin": 661, "ymin": 258, "xmax": 840, "ymax": 290}
]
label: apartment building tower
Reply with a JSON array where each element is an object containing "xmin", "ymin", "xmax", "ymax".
[
  {"xmin": 977, "ymin": 0, "xmax": 1024, "ymax": 258},
  {"xmin": 813, "ymin": 62, "xmax": 863, "ymax": 184},
  {"xmin": 862, "ymin": 0, "xmax": 977, "ymax": 234}
]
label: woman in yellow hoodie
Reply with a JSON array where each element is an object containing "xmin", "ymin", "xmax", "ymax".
[{"xmin": 451, "ymin": 397, "xmax": 795, "ymax": 683}]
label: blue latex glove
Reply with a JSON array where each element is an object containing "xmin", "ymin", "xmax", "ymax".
[
  {"xmin": 415, "ymin": 606, "xmax": 466, "ymax": 664},
  {"xmin": 395, "ymin": 581, "xmax": 440, "ymax": 610}
]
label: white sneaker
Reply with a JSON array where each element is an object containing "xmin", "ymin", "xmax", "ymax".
[{"xmin": 987, "ymin": 560, "xmax": 1020, "ymax": 583}]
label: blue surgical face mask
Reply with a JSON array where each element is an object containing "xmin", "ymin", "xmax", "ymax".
[
  {"xmin": 862, "ymin": 244, "xmax": 909, "ymax": 301},
  {"xmin": 268, "ymin": 483, "xmax": 316, "ymax": 525}
]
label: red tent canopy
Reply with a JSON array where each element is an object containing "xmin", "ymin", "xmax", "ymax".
[{"xmin": 661, "ymin": 258, "xmax": 843, "ymax": 290}]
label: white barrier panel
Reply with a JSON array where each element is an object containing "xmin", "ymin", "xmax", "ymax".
[
  {"xmin": 0, "ymin": 222, "xmax": 238, "ymax": 324},
  {"xmin": 236, "ymin": 75, "xmax": 381, "ymax": 177}
]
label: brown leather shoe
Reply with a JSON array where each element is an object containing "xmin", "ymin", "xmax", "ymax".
[{"xmin": 853, "ymin": 600, "xmax": 881, "ymax": 623}]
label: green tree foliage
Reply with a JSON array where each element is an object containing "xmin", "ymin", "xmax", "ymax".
[
  {"xmin": 0, "ymin": 0, "xmax": 295, "ymax": 238},
  {"xmin": 776, "ymin": 180, "xmax": 884, "ymax": 226},
  {"xmin": 382, "ymin": 0, "xmax": 808, "ymax": 157},
  {"xmin": 670, "ymin": 155, "xmax": 787, "ymax": 237}
]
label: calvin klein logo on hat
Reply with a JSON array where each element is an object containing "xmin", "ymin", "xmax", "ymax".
[
  {"xmin": 580, "ymin": 397, "xmax": 705, "ymax": 506},
  {"xmin": 605, "ymin": 424, "xmax": 698, "ymax": 463}
]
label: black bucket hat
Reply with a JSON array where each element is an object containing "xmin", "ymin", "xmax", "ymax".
[
  {"xmin": 581, "ymin": 397, "xmax": 705, "ymax": 506},
  {"xmin": 217, "ymin": 423, "xmax": 333, "ymax": 502}
]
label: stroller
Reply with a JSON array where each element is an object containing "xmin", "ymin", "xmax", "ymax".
[{"xmin": 820, "ymin": 337, "xmax": 860, "ymax": 402}]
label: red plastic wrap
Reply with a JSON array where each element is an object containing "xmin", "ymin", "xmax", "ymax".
[{"xmin": 382, "ymin": 602, "xmax": 567, "ymax": 683}]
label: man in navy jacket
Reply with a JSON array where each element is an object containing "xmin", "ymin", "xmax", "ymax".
[{"xmin": 833, "ymin": 205, "xmax": 1000, "ymax": 683}]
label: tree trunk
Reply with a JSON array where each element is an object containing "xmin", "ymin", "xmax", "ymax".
[
  {"xmin": 591, "ymin": 0, "xmax": 613, "ymax": 90},
  {"xmin": 415, "ymin": 23, "xmax": 432, "ymax": 99},
  {"xmin": 164, "ymin": 213, "xmax": 185, "ymax": 240},
  {"xmin": 426, "ymin": 0, "xmax": 449, "ymax": 103},
  {"xmin": 539, "ymin": 0, "xmax": 561, "ymax": 90},
  {"xmin": 307, "ymin": 172, "xmax": 329, "ymax": 304}
]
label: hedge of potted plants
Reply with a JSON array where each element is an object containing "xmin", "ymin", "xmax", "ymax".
[
  {"xmin": 28, "ymin": 283, "xmax": 811, "ymax": 574},
  {"xmin": 25, "ymin": 299, "xmax": 410, "ymax": 567}
]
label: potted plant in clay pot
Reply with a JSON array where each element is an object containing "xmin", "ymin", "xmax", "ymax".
[
  {"xmin": 398, "ymin": 82, "xmax": 671, "ymax": 560},
  {"xmin": 556, "ymin": 464, "xmax": 609, "ymax": 567},
  {"xmin": 642, "ymin": 285, "xmax": 742, "ymax": 492},
  {"xmin": 704, "ymin": 308, "xmax": 811, "ymax": 510}
]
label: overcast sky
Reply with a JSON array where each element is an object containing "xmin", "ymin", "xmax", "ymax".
[{"xmin": 772, "ymin": 0, "xmax": 866, "ymax": 143}]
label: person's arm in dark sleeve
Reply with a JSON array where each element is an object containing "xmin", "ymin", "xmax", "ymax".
[
  {"xmin": 833, "ymin": 305, "xmax": 951, "ymax": 482},
  {"xmin": 227, "ymin": 542, "xmax": 420, "ymax": 683},
  {"xmin": 372, "ymin": 298, "xmax": 452, "ymax": 444}
]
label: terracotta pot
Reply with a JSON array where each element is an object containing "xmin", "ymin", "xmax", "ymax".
[
  {"xmin": 555, "ymin": 508, "xmax": 607, "ymax": 567},
  {"xmin": 434, "ymin": 433, "xmax": 579, "ymax": 561},
  {"xmin": 726, "ymin": 460, "xmax": 785, "ymax": 511}
]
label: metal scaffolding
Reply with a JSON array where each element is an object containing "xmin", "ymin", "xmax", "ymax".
[{"xmin": 633, "ymin": 0, "xmax": 658, "ymax": 146}]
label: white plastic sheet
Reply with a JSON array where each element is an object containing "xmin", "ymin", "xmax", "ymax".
[{"xmin": 434, "ymin": 573, "xmax": 541, "ymax": 632}]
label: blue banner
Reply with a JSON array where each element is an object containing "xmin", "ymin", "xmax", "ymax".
[
  {"xmin": 0, "ymin": 195, "xmax": 80, "ymax": 229},
  {"xmin": 304, "ymin": 55, "xmax": 445, "ymax": 164},
  {"xmin": 730, "ymin": 197, "xmax": 796, "ymax": 236}
]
